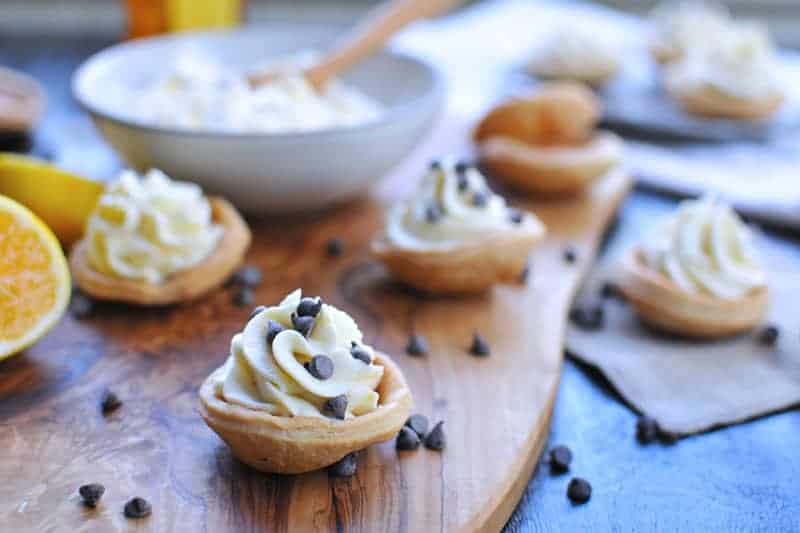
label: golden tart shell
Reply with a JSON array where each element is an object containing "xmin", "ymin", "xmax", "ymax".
[{"xmin": 199, "ymin": 352, "xmax": 412, "ymax": 474}]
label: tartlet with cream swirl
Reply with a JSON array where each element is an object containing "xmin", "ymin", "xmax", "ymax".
[
  {"xmin": 618, "ymin": 195, "xmax": 768, "ymax": 338},
  {"xmin": 372, "ymin": 159, "xmax": 546, "ymax": 294},
  {"xmin": 199, "ymin": 289, "xmax": 412, "ymax": 474},
  {"xmin": 70, "ymin": 168, "xmax": 250, "ymax": 305}
]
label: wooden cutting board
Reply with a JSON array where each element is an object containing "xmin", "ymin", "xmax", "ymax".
[{"xmin": 0, "ymin": 118, "xmax": 631, "ymax": 532}]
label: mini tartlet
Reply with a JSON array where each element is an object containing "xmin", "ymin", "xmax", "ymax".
[
  {"xmin": 372, "ymin": 160, "xmax": 545, "ymax": 294},
  {"xmin": 526, "ymin": 25, "xmax": 620, "ymax": 86},
  {"xmin": 199, "ymin": 289, "xmax": 412, "ymax": 474},
  {"xmin": 475, "ymin": 83, "xmax": 623, "ymax": 195},
  {"xmin": 618, "ymin": 195, "xmax": 768, "ymax": 338},
  {"xmin": 70, "ymin": 169, "xmax": 250, "ymax": 305}
]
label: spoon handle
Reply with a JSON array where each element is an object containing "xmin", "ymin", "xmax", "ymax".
[{"xmin": 250, "ymin": 0, "xmax": 460, "ymax": 89}]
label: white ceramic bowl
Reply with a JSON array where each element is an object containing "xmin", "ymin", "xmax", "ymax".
[{"xmin": 72, "ymin": 25, "xmax": 444, "ymax": 212}]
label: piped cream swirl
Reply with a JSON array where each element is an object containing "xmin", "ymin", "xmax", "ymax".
[
  {"xmin": 385, "ymin": 160, "xmax": 541, "ymax": 250},
  {"xmin": 641, "ymin": 196, "xmax": 766, "ymax": 300},
  {"xmin": 216, "ymin": 289, "xmax": 384, "ymax": 419},
  {"xmin": 527, "ymin": 25, "xmax": 620, "ymax": 84},
  {"xmin": 85, "ymin": 169, "xmax": 223, "ymax": 284}
]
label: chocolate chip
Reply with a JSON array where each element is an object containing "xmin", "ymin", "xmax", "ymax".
[
  {"xmin": 233, "ymin": 287, "xmax": 255, "ymax": 307},
  {"xmin": 549, "ymin": 445, "xmax": 573, "ymax": 473},
  {"xmin": 471, "ymin": 191, "xmax": 488, "ymax": 207},
  {"xmin": 405, "ymin": 414, "xmax": 429, "ymax": 438},
  {"xmin": 306, "ymin": 355, "xmax": 334, "ymax": 380},
  {"xmin": 329, "ymin": 452, "xmax": 358, "ymax": 477},
  {"xmin": 231, "ymin": 265, "xmax": 262, "ymax": 287},
  {"xmin": 323, "ymin": 394, "xmax": 348, "ymax": 420},
  {"xmin": 297, "ymin": 297, "xmax": 323, "ymax": 318},
  {"xmin": 567, "ymin": 478, "xmax": 591, "ymax": 504},
  {"xmin": 291, "ymin": 312, "xmax": 315, "ymax": 337},
  {"xmin": 326, "ymin": 238, "xmax": 344, "ymax": 257},
  {"xmin": 100, "ymin": 389, "xmax": 121, "ymax": 415},
  {"xmin": 350, "ymin": 342, "xmax": 371, "ymax": 364},
  {"xmin": 519, "ymin": 263, "xmax": 530, "ymax": 283},
  {"xmin": 78, "ymin": 483, "xmax": 105, "ymax": 508},
  {"xmin": 757, "ymin": 325, "xmax": 779, "ymax": 346},
  {"xmin": 425, "ymin": 203, "xmax": 443, "ymax": 223},
  {"xmin": 454, "ymin": 161, "xmax": 470, "ymax": 175},
  {"xmin": 429, "ymin": 160, "xmax": 442, "ymax": 171},
  {"xmin": 406, "ymin": 334, "xmax": 428, "ymax": 356},
  {"xmin": 123, "ymin": 497, "xmax": 151, "ymax": 519},
  {"xmin": 69, "ymin": 292, "xmax": 93, "ymax": 318},
  {"xmin": 396, "ymin": 426, "xmax": 421, "ymax": 451},
  {"xmin": 509, "ymin": 210, "xmax": 524, "ymax": 225},
  {"xmin": 658, "ymin": 428, "xmax": 679, "ymax": 444},
  {"xmin": 569, "ymin": 306, "xmax": 604, "ymax": 331},
  {"xmin": 265, "ymin": 320, "xmax": 285, "ymax": 344},
  {"xmin": 249, "ymin": 305, "xmax": 267, "ymax": 320},
  {"xmin": 424, "ymin": 421, "xmax": 446, "ymax": 451},
  {"xmin": 636, "ymin": 415, "xmax": 659, "ymax": 444},
  {"xmin": 600, "ymin": 281, "xmax": 621, "ymax": 300},
  {"xmin": 563, "ymin": 247, "xmax": 578, "ymax": 264},
  {"xmin": 469, "ymin": 333, "xmax": 490, "ymax": 357}
]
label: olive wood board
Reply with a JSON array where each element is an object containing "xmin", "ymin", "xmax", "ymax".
[{"xmin": 0, "ymin": 119, "xmax": 631, "ymax": 532}]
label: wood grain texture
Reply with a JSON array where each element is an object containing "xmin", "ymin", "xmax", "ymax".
[{"xmin": 0, "ymin": 115, "xmax": 630, "ymax": 532}]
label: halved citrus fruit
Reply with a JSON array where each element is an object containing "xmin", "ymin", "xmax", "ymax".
[
  {"xmin": 0, "ymin": 153, "xmax": 104, "ymax": 247},
  {"xmin": 0, "ymin": 195, "xmax": 71, "ymax": 360}
]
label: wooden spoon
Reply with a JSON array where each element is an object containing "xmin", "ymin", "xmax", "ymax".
[
  {"xmin": 0, "ymin": 67, "xmax": 46, "ymax": 133},
  {"xmin": 248, "ymin": 0, "xmax": 461, "ymax": 90}
]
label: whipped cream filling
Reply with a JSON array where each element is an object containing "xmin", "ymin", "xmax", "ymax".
[
  {"xmin": 641, "ymin": 195, "xmax": 766, "ymax": 300},
  {"xmin": 651, "ymin": 1, "xmax": 731, "ymax": 57},
  {"xmin": 385, "ymin": 160, "xmax": 539, "ymax": 250},
  {"xmin": 527, "ymin": 26, "xmax": 620, "ymax": 82},
  {"xmin": 216, "ymin": 289, "xmax": 384, "ymax": 419},
  {"xmin": 135, "ymin": 55, "xmax": 382, "ymax": 134},
  {"xmin": 665, "ymin": 24, "xmax": 781, "ymax": 100},
  {"xmin": 85, "ymin": 169, "xmax": 223, "ymax": 284}
]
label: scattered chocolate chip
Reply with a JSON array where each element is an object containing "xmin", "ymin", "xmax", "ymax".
[
  {"xmin": 350, "ymin": 342, "xmax": 372, "ymax": 364},
  {"xmin": 549, "ymin": 445, "xmax": 573, "ymax": 473},
  {"xmin": 123, "ymin": 497, "xmax": 151, "ymax": 519},
  {"xmin": 405, "ymin": 414, "xmax": 429, "ymax": 438},
  {"xmin": 100, "ymin": 389, "xmax": 121, "ymax": 415},
  {"xmin": 69, "ymin": 292, "xmax": 93, "ymax": 318},
  {"xmin": 469, "ymin": 333, "xmax": 490, "ymax": 357},
  {"xmin": 323, "ymin": 394, "xmax": 348, "ymax": 420},
  {"xmin": 569, "ymin": 306, "xmax": 604, "ymax": 331},
  {"xmin": 249, "ymin": 305, "xmax": 266, "ymax": 320},
  {"xmin": 757, "ymin": 325, "xmax": 779, "ymax": 347},
  {"xmin": 563, "ymin": 247, "xmax": 578, "ymax": 264},
  {"xmin": 325, "ymin": 238, "xmax": 344, "ymax": 257},
  {"xmin": 519, "ymin": 263, "xmax": 530, "ymax": 283},
  {"xmin": 509, "ymin": 210, "xmax": 524, "ymax": 225},
  {"xmin": 329, "ymin": 452, "xmax": 358, "ymax": 477},
  {"xmin": 291, "ymin": 312, "xmax": 315, "ymax": 337},
  {"xmin": 266, "ymin": 320, "xmax": 285, "ymax": 344},
  {"xmin": 231, "ymin": 265, "xmax": 262, "ymax": 287},
  {"xmin": 636, "ymin": 415, "xmax": 659, "ymax": 444},
  {"xmin": 429, "ymin": 160, "xmax": 442, "ymax": 171},
  {"xmin": 297, "ymin": 297, "xmax": 323, "ymax": 318},
  {"xmin": 454, "ymin": 161, "xmax": 470, "ymax": 174},
  {"xmin": 233, "ymin": 287, "xmax": 255, "ymax": 307},
  {"xmin": 425, "ymin": 203, "xmax": 443, "ymax": 223},
  {"xmin": 396, "ymin": 426, "xmax": 421, "ymax": 451},
  {"xmin": 567, "ymin": 478, "xmax": 591, "ymax": 504},
  {"xmin": 406, "ymin": 334, "xmax": 428, "ymax": 356},
  {"xmin": 78, "ymin": 483, "xmax": 105, "ymax": 508},
  {"xmin": 306, "ymin": 355, "xmax": 334, "ymax": 380},
  {"xmin": 471, "ymin": 191, "xmax": 488, "ymax": 207},
  {"xmin": 424, "ymin": 421, "xmax": 446, "ymax": 451}
]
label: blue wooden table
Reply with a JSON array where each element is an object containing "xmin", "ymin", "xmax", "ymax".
[{"xmin": 1, "ymin": 29, "xmax": 798, "ymax": 532}]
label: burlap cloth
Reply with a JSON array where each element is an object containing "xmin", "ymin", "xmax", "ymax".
[{"xmin": 566, "ymin": 238, "xmax": 800, "ymax": 436}]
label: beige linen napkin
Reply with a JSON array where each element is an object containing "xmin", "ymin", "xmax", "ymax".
[{"xmin": 566, "ymin": 241, "xmax": 800, "ymax": 436}]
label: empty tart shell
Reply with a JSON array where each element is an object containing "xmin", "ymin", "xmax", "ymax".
[
  {"xmin": 473, "ymin": 82, "xmax": 599, "ymax": 147},
  {"xmin": 70, "ymin": 196, "xmax": 251, "ymax": 305},
  {"xmin": 478, "ymin": 132, "xmax": 623, "ymax": 195},
  {"xmin": 664, "ymin": 78, "xmax": 784, "ymax": 120},
  {"xmin": 199, "ymin": 352, "xmax": 412, "ymax": 474},
  {"xmin": 372, "ymin": 221, "xmax": 545, "ymax": 295},
  {"xmin": 618, "ymin": 247, "xmax": 769, "ymax": 339}
]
